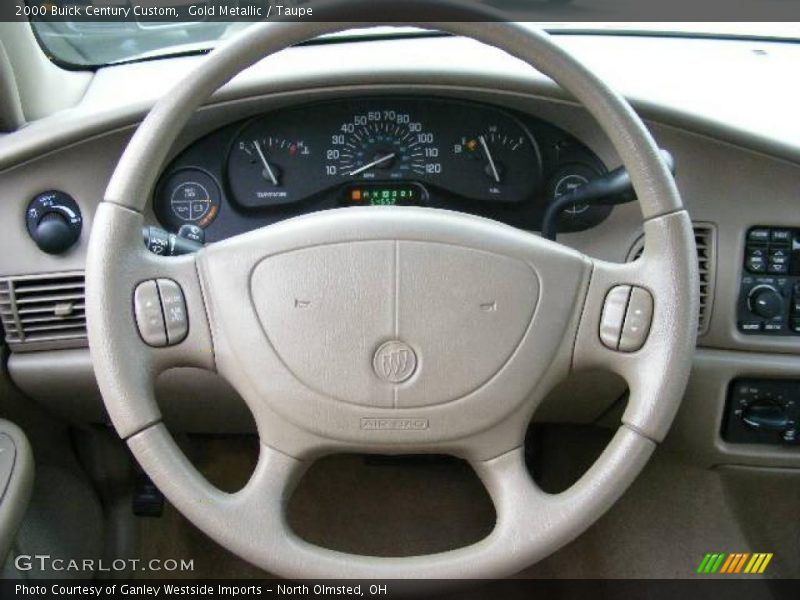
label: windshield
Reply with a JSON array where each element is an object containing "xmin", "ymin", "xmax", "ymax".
[{"xmin": 29, "ymin": 18, "xmax": 800, "ymax": 69}]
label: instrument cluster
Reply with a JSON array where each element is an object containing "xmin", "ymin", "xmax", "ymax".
[{"xmin": 154, "ymin": 97, "xmax": 611, "ymax": 241}]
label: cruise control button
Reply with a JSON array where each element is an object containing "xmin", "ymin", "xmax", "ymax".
[
  {"xmin": 619, "ymin": 287, "xmax": 654, "ymax": 352},
  {"xmin": 156, "ymin": 279, "xmax": 188, "ymax": 345},
  {"xmin": 600, "ymin": 285, "xmax": 631, "ymax": 350},
  {"xmin": 134, "ymin": 281, "xmax": 167, "ymax": 347}
]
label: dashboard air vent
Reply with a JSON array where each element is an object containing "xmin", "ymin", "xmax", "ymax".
[
  {"xmin": 0, "ymin": 272, "xmax": 88, "ymax": 351},
  {"xmin": 627, "ymin": 223, "xmax": 717, "ymax": 336}
]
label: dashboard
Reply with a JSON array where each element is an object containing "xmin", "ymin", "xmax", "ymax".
[
  {"xmin": 153, "ymin": 97, "xmax": 610, "ymax": 241},
  {"xmin": 1, "ymin": 32, "xmax": 800, "ymax": 471}
]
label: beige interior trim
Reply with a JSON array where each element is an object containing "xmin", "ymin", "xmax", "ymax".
[
  {"xmin": 0, "ymin": 23, "xmax": 91, "ymax": 122},
  {"xmin": 0, "ymin": 418, "xmax": 34, "ymax": 563},
  {"xmin": 0, "ymin": 41, "xmax": 24, "ymax": 132}
]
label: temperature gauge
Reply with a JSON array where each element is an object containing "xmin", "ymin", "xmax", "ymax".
[{"xmin": 227, "ymin": 134, "xmax": 312, "ymax": 208}]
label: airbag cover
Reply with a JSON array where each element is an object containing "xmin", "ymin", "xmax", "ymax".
[{"xmin": 251, "ymin": 241, "xmax": 538, "ymax": 408}]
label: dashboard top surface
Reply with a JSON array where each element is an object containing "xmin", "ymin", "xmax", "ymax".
[{"xmin": 2, "ymin": 33, "xmax": 800, "ymax": 172}]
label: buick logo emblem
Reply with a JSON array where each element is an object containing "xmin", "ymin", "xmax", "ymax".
[{"xmin": 373, "ymin": 341, "xmax": 417, "ymax": 383}]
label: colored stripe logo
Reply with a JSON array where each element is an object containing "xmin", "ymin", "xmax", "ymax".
[{"xmin": 697, "ymin": 553, "xmax": 773, "ymax": 574}]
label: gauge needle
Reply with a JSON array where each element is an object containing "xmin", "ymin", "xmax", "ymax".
[
  {"xmin": 253, "ymin": 140, "xmax": 279, "ymax": 186},
  {"xmin": 348, "ymin": 153, "xmax": 396, "ymax": 177},
  {"xmin": 479, "ymin": 135, "xmax": 501, "ymax": 183}
]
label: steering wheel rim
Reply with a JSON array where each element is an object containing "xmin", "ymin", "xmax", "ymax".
[{"xmin": 86, "ymin": 7, "xmax": 698, "ymax": 580}]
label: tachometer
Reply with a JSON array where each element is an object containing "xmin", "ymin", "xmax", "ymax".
[{"xmin": 324, "ymin": 110, "xmax": 441, "ymax": 180}]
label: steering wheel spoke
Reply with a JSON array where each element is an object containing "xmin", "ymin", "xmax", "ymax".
[
  {"xmin": 87, "ymin": 202, "xmax": 215, "ymax": 439},
  {"xmin": 572, "ymin": 210, "xmax": 698, "ymax": 442},
  {"xmin": 473, "ymin": 422, "xmax": 656, "ymax": 568}
]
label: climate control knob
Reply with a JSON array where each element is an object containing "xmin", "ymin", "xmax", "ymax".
[
  {"xmin": 741, "ymin": 399, "xmax": 790, "ymax": 431},
  {"xmin": 748, "ymin": 285, "xmax": 784, "ymax": 319}
]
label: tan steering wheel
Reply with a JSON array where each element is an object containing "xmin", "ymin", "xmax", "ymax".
[{"xmin": 86, "ymin": 3, "xmax": 698, "ymax": 579}]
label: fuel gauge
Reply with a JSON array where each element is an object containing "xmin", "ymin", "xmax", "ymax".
[{"xmin": 451, "ymin": 124, "xmax": 541, "ymax": 203}]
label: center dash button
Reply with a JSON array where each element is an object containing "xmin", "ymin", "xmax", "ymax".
[
  {"xmin": 771, "ymin": 229, "xmax": 792, "ymax": 244},
  {"xmin": 747, "ymin": 229, "xmax": 770, "ymax": 243}
]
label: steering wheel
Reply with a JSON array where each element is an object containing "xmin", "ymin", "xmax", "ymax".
[{"xmin": 86, "ymin": 5, "xmax": 698, "ymax": 580}]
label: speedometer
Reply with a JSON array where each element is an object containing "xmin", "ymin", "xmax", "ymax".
[{"xmin": 324, "ymin": 110, "xmax": 441, "ymax": 180}]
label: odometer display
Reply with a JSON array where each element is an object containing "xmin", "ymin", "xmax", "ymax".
[
  {"xmin": 345, "ymin": 183, "xmax": 426, "ymax": 206},
  {"xmin": 325, "ymin": 110, "xmax": 441, "ymax": 181}
]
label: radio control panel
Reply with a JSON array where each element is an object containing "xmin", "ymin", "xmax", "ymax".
[{"xmin": 738, "ymin": 227, "xmax": 800, "ymax": 335}]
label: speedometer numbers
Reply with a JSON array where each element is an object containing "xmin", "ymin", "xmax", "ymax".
[
  {"xmin": 325, "ymin": 111, "xmax": 441, "ymax": 181},
  {"xmin": 322, "ymin": 109, "xmax": 540, "ymax": 205}
]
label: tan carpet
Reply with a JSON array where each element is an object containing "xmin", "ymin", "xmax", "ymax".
[{"xmin": 134, "ymin": 427, "xmax": 795, "ymax": 580}]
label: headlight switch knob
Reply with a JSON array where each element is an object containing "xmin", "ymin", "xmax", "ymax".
[{"xmin": 25, "ymin": 191, "xmax": 83, "ymax": 255}]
